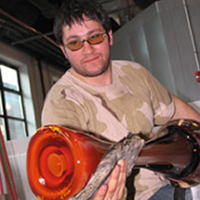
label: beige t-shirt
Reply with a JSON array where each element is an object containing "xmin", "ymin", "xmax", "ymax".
[{"xmin": 42, "ymin": 60, "xmax": 175, "ymax": 199}]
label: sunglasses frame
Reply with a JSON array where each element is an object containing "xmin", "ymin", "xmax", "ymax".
[{"xmin": 64, "ymin": 33, "xmax": 107, "ymax": 51}]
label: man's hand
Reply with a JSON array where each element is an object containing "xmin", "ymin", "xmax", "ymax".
[{"xmin": 92, "ymin": 159, "xmax": 127, "ymax": 200}]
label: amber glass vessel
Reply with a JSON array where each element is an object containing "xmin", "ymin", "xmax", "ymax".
[
  {"xmin": 27, "ymin": 125, "xmax": 111, "ymax": 200},
  {"xmin": 27, "ymin": 119, "xmax": 200, "ymax": 200},
  {"xmin": 135, "ymin": 119, "xmax": 200, "ymax": 187}
]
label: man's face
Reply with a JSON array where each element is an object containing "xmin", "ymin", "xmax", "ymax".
[{"xmin": 60, "ymin": 18, "xmax": 113, "ymax": 78}]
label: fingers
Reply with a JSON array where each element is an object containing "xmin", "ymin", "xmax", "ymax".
[
  {"xmin": 105, "ymin": 162, "xmax": 121, "ymax": 198},
  {"xmin": 117, "ymin": 160, "xmax": 127, "ymax": 198},
  {"xmin": 92, "ymin": 159, "xmax": 127, "ymax": 200},
  {"xmin": 92, "ymin": 184, "xmax": 108, "ymax": 200},
  {"xmin": 106, "ymin": 159, "xmax": 127, "ymax": 200}
]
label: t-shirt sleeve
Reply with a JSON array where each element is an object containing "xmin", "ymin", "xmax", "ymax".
[
  {"xmin": 141, "ymin": 66, "xmax": 175, "ymax": 125},
  {"xmin": 41, "ymin": 85, "xmax": 88, "ymax": 131}
]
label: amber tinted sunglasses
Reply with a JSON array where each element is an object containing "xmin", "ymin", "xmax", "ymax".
[{"xmin": 64, "ymin": 33, "xmax": 107, "ymax": 51}]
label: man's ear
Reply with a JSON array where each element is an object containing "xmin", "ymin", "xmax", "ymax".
[
  {"xmin": 60, "ymin": 44, "xmax": 69, "ymax": 59},
  {"xmin": 108, "ymin": 29, "xmax": 113, "ymax": 46}
]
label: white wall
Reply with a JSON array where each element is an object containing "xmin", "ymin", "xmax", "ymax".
[
  {"xmin": 111, "ymin": 0, "xmax": 200, "ymax": 102},
  {"xmin": 5, "ymin": 137, "xmax": 37, "ymax": 200}
]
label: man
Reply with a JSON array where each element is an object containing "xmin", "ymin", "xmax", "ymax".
[{"xmin": 41, "ymin": 0, "xmax": 200, "ymax": 199}]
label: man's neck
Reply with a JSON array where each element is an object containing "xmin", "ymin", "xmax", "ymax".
[{"xmin": 70, "ymin": 66, "xmax": 112, "ymax": 86}]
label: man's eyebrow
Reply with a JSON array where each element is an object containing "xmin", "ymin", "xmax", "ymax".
[
  {"xmin": 66, "ymin": 29, "xmax": 104, "ymax": 41},
  {"xmin": 66, "ymin": 35, "xmax": 80, "ymax": 41}
]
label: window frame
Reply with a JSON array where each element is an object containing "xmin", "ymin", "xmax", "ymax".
[{"xmin": 0, "ymin": 61, "xmax": 29, "ymax": 140}]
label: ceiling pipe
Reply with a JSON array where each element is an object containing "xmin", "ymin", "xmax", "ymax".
[
  {"xmin": 0, "ymin": 9, "xmax": 58, "ymax": 47},
  {"xmin": 11, "ymin": 32, "xmax": 53, "ymax": 45},
  {"xmin": 0, "ymin": 8, "xmax": 70, "ymax": 69}
]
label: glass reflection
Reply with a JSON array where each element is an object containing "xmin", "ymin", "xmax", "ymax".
[
  {"xmin": 5, "ymin": 91, "xmax": 24, "ymax": 118},
  {"xmin": 8, "ymin": 119, "xmax": 26, "ymax": 139}
]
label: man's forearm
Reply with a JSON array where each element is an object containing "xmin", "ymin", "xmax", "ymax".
[{"xmin": 172, "ymin": 95, "xmax": 200, "ymax": 122}]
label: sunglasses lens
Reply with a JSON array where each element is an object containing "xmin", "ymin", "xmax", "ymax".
[
  {"xmin": 66, "ymin": 33, "xmax": 106, "ymax": 51},
  {"xmin": 88, "ymin": 34, "xmax": 104, "ymax": 45},
  {"xmin": 67, "ymin": 40, "xmax": 83, "ymax": 51}
]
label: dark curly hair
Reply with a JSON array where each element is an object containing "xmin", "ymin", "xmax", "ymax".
[{"xmin": 53, "ymin": 0, "xmax": 111, "ymax": 44}]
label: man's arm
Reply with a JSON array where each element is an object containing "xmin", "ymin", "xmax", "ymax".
[{"xmin": 172, "ymin": 95, "xmax": 200, "ymax": 122}]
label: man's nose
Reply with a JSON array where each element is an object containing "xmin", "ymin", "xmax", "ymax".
[{"xmin": 82, "ymin": 40, "xmax": 95, "ymax": 54}]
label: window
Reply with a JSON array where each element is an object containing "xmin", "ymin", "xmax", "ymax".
[{"xmin": 0, "ymin": 62, "xmax": 28, "ymax": 140}]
